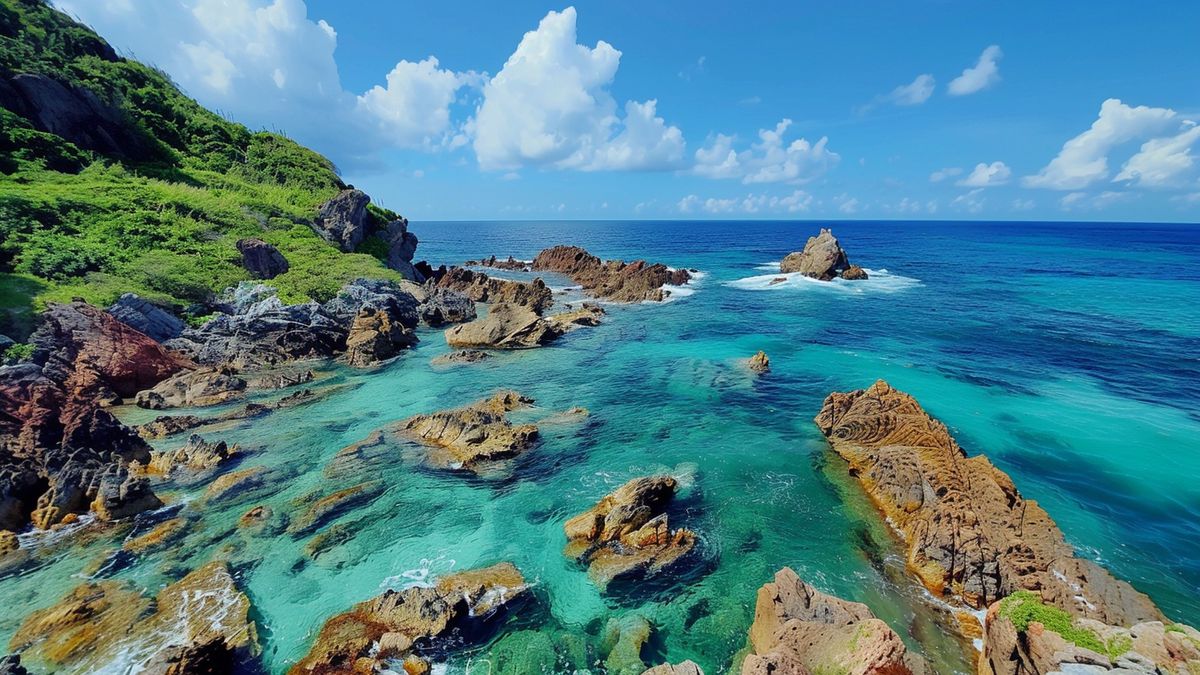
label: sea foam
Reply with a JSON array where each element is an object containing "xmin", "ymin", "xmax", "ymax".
[{"xmin": 726, "ymin": 267, "xmax": 920, "ymax": 294}]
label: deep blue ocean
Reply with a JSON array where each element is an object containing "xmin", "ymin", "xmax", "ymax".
[{"xmin": 2, "ymin": 220, "xmax": 1197, "ymax": 674}]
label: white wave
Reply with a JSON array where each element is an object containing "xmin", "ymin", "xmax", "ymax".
[
  {"xmin": 725, "ymin": 268, "xmax": 920, "ymax": 294},
  {"xmin": 754, "ymin": 260, "xmax": 782, "ymax": 271}
]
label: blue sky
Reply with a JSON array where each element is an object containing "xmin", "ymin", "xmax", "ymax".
[{"xmin": 52, "ymin": 1, "xmax": 1200, "ymax": 222}]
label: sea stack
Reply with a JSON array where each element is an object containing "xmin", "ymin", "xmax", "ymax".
[{"xmin": 780, "ymin": 229, "xmax": 867, "ymax": 281}]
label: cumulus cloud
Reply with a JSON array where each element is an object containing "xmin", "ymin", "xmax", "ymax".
[
  {"xmin": 356, "ymin": 58, "xmax": 479, "ymax": 149},
  {"xmin": 1113, "ymin": 123, "xmax": 1200, "ymax": 188},
  {"xmin": 948, "ymin": 45, "xmax": 1002, "ymax": 96},
  {"xmin": 929, "ymin": 167, "xmax": 963, "ymax": 183},
  {"xmin": 957, "ymin": 161, "xmax": 1011, "ymax": 187},
  {"xmin": 471, "ymin": 7, "xmax": 684, "ymax": 171},
  {"xmin": 693, "ymin": 119, "xmax": 839, "ymax": 184},
  {"xmin": 1024, "ymin": 99, "xmax": 1180, "ymax": 190}
]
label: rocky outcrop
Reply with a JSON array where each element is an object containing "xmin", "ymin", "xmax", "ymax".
[
  {"xmin": 780, "ymin": 228, "xmax": 865, "ymax": 281},
  {"xmin": 9, "ymin": 561, "xmax": 258, "ymax": 673},
  {"xmin": 467, "ymin": 255, "xmax": 531, "ymax": 271},
  {"xmin": 815, "ymin": 380, "xmax": 1163, "ymax": 626},
  {"xmin": 134, "ymin": 365, "xmax": 247, "ymax": 409},
  {"xmin": 287, "ymin": 481, "xmax": 382, "ymax": 536},
  {"xmin": 602, "ymin": 614, "xmax": 653, "ymax": 675},
  {"xmin": 138, "ymin": 385, "xmax": 342, "ymax": 439},
  {"xmin": 0, "ymin": 302, "xmax": 190, "ymax": 531},
  {"xmin": 430, "ymin": 349, "xmax": 492, "ymax": 366},
  {"xmin": 741, "ymin": 567, "xmax": 927, "ymax": 675},
  {"xmin": 435, "ymin": 267, "xmax": 552, "ymax": 312},
  {"xmin": 545, "ymin": 303, "xmax": 606, "ymax": 333},
  {"xmin": 416, "ymin": 286, "xmax": 477, "ymax": 326},
  {"xmin": 165, "ymin": 280, "xmax": 419, "ymax": 368},
  {"xmin": 141, "ymin": 434, "xmax": 238, "ymax": 483},
  {"xmin": 980, "ymin": 591, "xmax": 1200, "ymax": 675},
  {"xmin": 563, "ymin": 476, "xmax": 696, "ymax": 587},
  {"xmin": 289, "ymin": 562, "xmax": 528, "ymax": 674},
  {"xmin": 532, "ymin": 245, "xmax": 691, "ymax": 302},
  {"xmin": 311, "ymin": 190, "xmax": 422, "ymax": 280},
  {"xmin": 444, "ymin": 302, "xmax": 561, "ymax": 350},
  {"xmin": 343, "ymin": 307, "xmax": 416, "ymax": 367},
  {"xmin": 644, "ymin": 662, "xmax": 704, "ymax": 675},
  {"xmin": 236, "ymin": 238, "xmax": 289, "ymax": 280},
  {"xmin": 106, "ymin": 293, "xmax": 185, "ymax": 343},
  {"xmin": 401, "ymin": 391, "xmax": 538, "ymax": 470},
  {"xmin": 748, "ymin": 351, "xmax": 770, "ymax": 374}
]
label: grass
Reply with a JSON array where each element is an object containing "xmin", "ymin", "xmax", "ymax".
[{"xmin": 998, "ymin": 591, "xmax": 1132, "ymax": 660}]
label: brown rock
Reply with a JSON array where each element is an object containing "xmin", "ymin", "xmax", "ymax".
[
  {"xmin": 742, "ymin": 567, "xmax": 924, "ymax": 675},
  {"xmin": 643, "ymin": 662, "xmax": 705, "ymax": 675},
  {"xmin": 434, "ymin": 267, "xmax": 552, "ymax": 312},
  {"xmin": 466, "ymin": 255, "xmax": 531, "ymax": 271},
  {"xmin": 344, "ymin": 307, "xmax": 416, "ymax": 367},
  {"xmin": 532, "ymin": 245, "xmax": 691, "ymax": 302},
  {"xmin": 135, "ymin": 366, "xmax": 247, "ymax": 409},
  {"xmin": 815, "ymin": 380, "xmax": 1163, "ymax": 626},
  {"xmin": 546, "ymin": 303, "xmax": 606, "ymax": 333},
  {"xmin": 748, "ymin": 351, "xmax": 770, "ymax": 374},
  {"xmin": 287, "ymin": 481, "xmax": 383, "ymax": 535},
  {"xmin": 780, "ymin": 229, "xmax": 856, "ymax": 281},
  {"xmin": 289, "ymin": 562, "xmax": 527, "ymax": 674},
  {"xmin": 444, "ymin": 302, "xmax": 562, "ymax": 350},
  {"xmin": 143, "ymin": 434, "xmax": 238, "ymax": 481},
  {"xmin": 563, "ymin": 476, "xmax": 696, "ymax": 587},
  {"xmin": 401, "ymin": 391, "xmax": 538, "ymax": 470},
  {"xmin": 203, "ymin": 466, "xmax": 269, "ymax": 503},
  {"xmin": 430, "ymin": 349, "xmax": 492, "ymax": 366},
  {"xmin": 122, "ymin": 517, "xmax": 188, "ymax": 555},
  {"xmin": 841, "ymin": 264, "xmax": 869, "ymax": 280}
]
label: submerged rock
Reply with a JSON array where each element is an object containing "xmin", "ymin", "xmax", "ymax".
[
  {"xmin": 742, "ymin": 567, "xmax": 928, "ymax": 675},
  {"xmin": 430, "ymin": 349, "xmax": 492, "ymax": 366},
  {"xmin": 563, "ymin": 475, "xmax": 696, "ymax": 587},
  {"xmin": 779, "ymin": 228, "xmax": 865, "ymax": 281},
  {"xmin": 816, "ymin": 380, "xmax": 1163, "ymax": 625},
  {"xmin": 531, "ymin": 245, "xmax": 691, "ymax": 302},
  {"xmin": 644, "ymin": 663, "xmax": 704, "ymax": 675},
  {"xmin": 134, "ymin": 365, "xmax": 247, "ymax": 409},
  {"xmin": 287, "ymin": 481, "xmax": 383, "ymax": 536},
  {"xmin": 546, "ymin": 302, "xmax": 606, "ymax": 333},
  {"xmin": 289, "ymin": 562, "xmax": 528, "ymax": 674},
  {"xmin": 106, "ymin": 293, "xmax": 185, "ymax": 343},
  {"xmin": 747, "ymin": 351, "xmax": 770, "ymax": 374},
  {"xmin": 401, "ymin": 391, "xmax": 538, "ymax": 470},
  {"xmin": 602, "ymin": 614, "xmax": 652, "ymax": 675},
  {"xmin": 236, "ymin": 238, "xmax": 289, "ymax": 280}
]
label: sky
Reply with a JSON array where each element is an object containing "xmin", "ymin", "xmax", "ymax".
[{"xmin": 50, "ymin": 1, "xmax": 1200, "ymax": 222}]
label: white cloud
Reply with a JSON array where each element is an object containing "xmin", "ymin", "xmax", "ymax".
[
  {"xmin": 887, "ymin": 74, "xmax": 935, "ymax": 106},
  {"xmin": 694, "ymin": 119, "xmax": 839, "ymax": 184},
  {"xmin": 1024, "ymin": 99, "xmax": 1179, "ymax": 190},
  {"xmin": 678, "ymin": 190, "xmax": 813, "ymax": 215},
  {"xmin": 951, "ymin": 188, "xmax": 985, "ymax": 213},
  {"xmin": 1012, "ymin": 198, "xmax": 1036, "ymax": 211},
  {"xmin": 929, "ymin": 167, "xmax": 963, "ymax": 183},
  {"xmin": 1113, "ymin": 123, "xmax": 1200, "ymax": 188},
  {"xmin": 957, "ymin": 161, "xmax": 1011, "ymax": 187},
  {"xmin": 838, "ymin": 198, "xmax": 860, "ymax": 214},
  {"xmin": 471, "ymin": 7, "xmax": 684, "ymax": 172},
  {"xmin": 1060, "ymin": 190, "xmax": 1136, "ymax": 211},
  {"xmin": 948, "ymin": 45, "xmax": 1002, "ymax": 96},
  {"xmin": 356, "ymin": 58, "xmax": 477, "ymax": 148}
]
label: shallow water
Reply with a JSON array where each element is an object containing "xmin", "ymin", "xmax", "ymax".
[{"xmin": 2, "ymin": 220, "xmax": 1198, "ymax": 674}]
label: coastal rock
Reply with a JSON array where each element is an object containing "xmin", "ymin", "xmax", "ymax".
[
  {"xmin": 435, "ymin": 267, "xmax": 552, "ymax": 312},
  {"xmin": 602, "ymin": 614, "xmax": 652, "ymax": 675},
  {"xmin": 138, "ymin": 384, "xmax": 344, "ymax": 440},
  {"xmin": 563, "ymin": 475, "xmax": 696, "ymax": 587},
  {"xmin": 780, "ymin": 229, "xmax": 862, "ymax": 281},
  {"xmin": 0, "ymin": 73, "xmax": 151, "ymax": 160},
  {"xmin": 430, "ymin": 349, "xmax": 492, "ymax": 366},
  {"xmin": 401, "ymin": 391, "xmax": 538, "ymax": 470},
  {"xmin": 236, "ymin": 238, "xmax": 289, "ymax": 280},
  {"xmin": 89, "ymin": 463, "xmax": 163, "ymax": 521},
  {"xmin": 546, "ymin": 303, "xmax": 606, "ymax": 333},
  {"xmin": 444, "ymin": 302, "xmax": 561, "ymax": 350},
  {"xmin": 467, "ymin": 255, "xmax": 531, "ymax": 271},
  {"xmin": 311, "ymin": 190, "xmax": 422, "ymax": 280},
  {"xmin": 287, "ymin": 481, "xmax": 383, "ymax": 535},
  {"xmin": 0, "ymin": 654, "xmax": 28, "ymax": 675},
  {"xmin": 979, "ymin": 592, "xmax": 1200, "ymax": 675},
  {"xmin": 643, "ymin": 662, "xmax": 704, "ymax": 675},
  {"xmin": 416, "ymin": 286, "xmax": 477, "ymax": 326},
  {"xmin": 532, "ymin": 245, "xmax": 691, "ymax": 302},
  {"xmin": 842, "ymin": 264, "xmax": 869, "ymax": 280},
  {"xmin": 106, "ymin": 294, "xmax": 185, "ymax": 343},
  {"xmin": 289, "ymin": 562, "xmax": 528, "ymax": 674},
  {"xmin": 10, "ymin": 561, "xmax": 258, "ymax": 673},
  {"xmin": 815, "ymin": 380, "xmax": 1163, "ymax": 625},
  {"xmin": 343, "ymin": 307, "xmax": 416, "ymax": 367},
  {"xmin": 748, "ymin": 351, "xmax": 770, "ymax": 374},
  {"xmin": 143, "ymin": 434, "xmax": 238, "ymax": 482},
  {"xmin": 741, "ymin": 567, "xmax": 926, "ymax": 675},
  {"xmin": 134, "ymin": 365, "xmax": 247, "ymax": 409},
  {"xmin": 121, "ymin": 517, "xmax": 188, "ymax": 555}
]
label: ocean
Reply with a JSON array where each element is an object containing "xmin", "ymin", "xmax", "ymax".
[{"xmin": 3, "ymin": 220, "xmax": 1197, "ymax": 673}]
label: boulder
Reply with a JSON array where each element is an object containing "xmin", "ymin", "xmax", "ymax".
[
  {"xmin": 842, "ymin": 264, "xmax": 869, "ymax": 280},
  {"xmin": 434, "ymin": 267, "xmax": 553, "ymax": 312},
  {"xmin": 142, "ymin": 434, "xmax": 238, "ymax": 482},
  {"xmin": 532, "ymin": 245, "xmax": 691, "ymax": 302},
  {"xmin": 343, "ymin": 307, "xmax": 416, "ymax": 367},
  {"xmin": 311, "ymin": 190, "xmax": 422, "ymax": 280},
  {"xmin": 89, "ymin": 463, "xmax": 163, "ymax": 521},
  {"xmin": 401, "ymin": 391, "xmax": 538, "ymax": 471},
  {"xmin": 466, "ymin": 255, "xmax": 531, "ymax": 271},
  {"xmin": 106, "ymin": 294, "xmax": 185, "ymax": 343},
  {"xmin": 416, "ymin": 286, "xmax": 477, "ymax": 326},
  {"xmin": 780, "ymin": 229, "xmax": 861, "ymax": 281},
  {"xmin": 235, "ymin": 238, "xmax": 289, "ymax": 280},
  {"xmin": 643, "ymin": 662, "xmax": 704, "ymax": 675},
  {"xmin": 748, "ymin": 351, "xmax": 770, "ymax": 374},
  {"xmin": 444, "ymin": 302, "xmax": 561, "ymax": 350},
  {"xmin": 546, "ymin": 303, "xmax": 606, "ymax": 333},
  {"xmin": 815, "ymin": 380, "xmax": 1163, "ymax": 626},
  {"xmin": 288, "ymin": 562, "xmax": 528, "ymax": 674},
  {"xmin": 430, "ymin": 350, "xmax": 492, "ymax": 367},
  {"xmin": 134, "ymin": 366, "xmax": 247, "ymax": 409},
  {"xmin": 563, "ymin": 475, "xmax": 696, "ymax": 587},
  {"xmin": 741, "ymin": 567, "xmax": 926, "ymax": 675}
]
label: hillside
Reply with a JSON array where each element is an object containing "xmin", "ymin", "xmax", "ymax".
[{"xmin": 0, "ymin": 0, "xmax": 407, "ymax": 343}]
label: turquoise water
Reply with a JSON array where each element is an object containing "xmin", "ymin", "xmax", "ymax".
[{"xmin": 2, "ymin": 220, "xmax": 1198, "ymax": 674}]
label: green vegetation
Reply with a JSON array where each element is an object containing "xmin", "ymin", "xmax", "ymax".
[
  {"xmin": 998, "ymin": 591, "xmax": 1132, "ymax": 660},
  {"xmin": 2, "ymin": 341, "xmax": 31, "ymax": 362},
  {"xmin": 0, "ymin": 0, "xmax": 403, "ymax": 339}
]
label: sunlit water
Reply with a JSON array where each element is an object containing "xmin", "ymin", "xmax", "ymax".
[{"xmin": 2, "ymin": 221, "xmax": 1198, "ymax": 674}]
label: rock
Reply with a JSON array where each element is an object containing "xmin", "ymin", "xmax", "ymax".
[
  {"xmin": 434, "ymin": 267, "xmax": 553, "ymax": 312},
  {"xmin": 236, "ymin": 238, "xmax": 289, "ymax": 279},
  {"xmin": 9, "ymin": 561, "xmax": 258, "ymax": 673},
  {"xmin": 121, "ymin": 517, "xmax": 188, "ymax": 555},
  {"xmin": 0, "ymin": 654, "xmax": 28, "ymax": 675},
  {"xmin": 320, "ymin": 278, "xmax": 419, "ymax": 329},
  {"xmin": 532, "ymin": 245, "xmax": 691, "ymax": 302},
  {"xmin": 89, "ymin": 463, "xmax": 163, "ymax": 521},
  {"xmin": 444, "ymin": 302, "xmax": 562, "ymax": 350},
  {"xmin": 135, "ymin": 366, "xmax": 247, "ymax": 409},
  {"xmin": 161, "ymin": 637, "xmax": 237, "ymax": 675},
  {"xmin": 602, "ymin": 614, "xmax": 652, "ymax": 675},
  {"xmin": 416, "ymin": 286, "xmax": 477, "ymax": 326},
  {"xmin": 287, "ymin": 481, "xmax": 383, "ymax": 535},
  {"xmin": 237, "ymin": 505, "xmax": 273, "ymax": 530},
  {"xmin": 742, "ymin": 567, "xmax": 926, "ymax": 675},
  {"xmin": 343, "ymin": 307, "xmax": 416, "ymax": 367},
  {"xmin": 401, "ymin": 391, "xmax": 538, "ymax": 470},
  {"xmin": 143, "ymin": 434, "xmax": 238, "ymax": 481},
  {"xmin": 311, "ymin": 190, "xmax": 422, "ymax": 280},
  {"xmin": 430, "ymin": 349, "xmax": 492, "ymax": 366},
  {"xmin": 643, "ymin": 662, "xmax": 704, "ymax": 675},
  {"xmin": 563, "ymin": 475, "xmax": 696, "ymax": 587},
  {"xmin": 546, "ymin": 302, "xmax": 606, "ymax": 333},
  {"xmin": 137, "ymin": 415, "xmax": 205, "ymax": 439},
  {"xmin": 467, "ymin": 255, "xmax": 531, "ymax": 271},
  {"xmin": 748, "ymin": 351, "xmax": 770, "ymax": 374},
  {"xmin": 779, "ymin": 229, "xmax": 861, "ymax": 281},
  {"xmin": 137, "ymin": 384, "xmax": 344, "ymax": 440},
  {"xmin": 289, "ymin": 562, "xmax": 528, "ymax": 674},
  {"xmin": 203, "ymin": 466, "xmax": 270, "ymax": 503},
  {"xmin": 106, "ymin": 294, "xmax": 185, "ymax": 343},
  {"xmin": 244, "ymin": 368, "xmax": 315, "ymax": 390},
  {"xmin": 0, "ymin": 73, "xmax": 152, "ymax": 160},
  {"xmin": 768, "ymin": 277, "xmax": 787, "ymax": 286},
  {"xmin": 815, "ymin": 380, "xmax": 1163, "ymax": 625},
  {"xmin": 841, "ymin": 264, "xmax": 869, "ymax": 280}
]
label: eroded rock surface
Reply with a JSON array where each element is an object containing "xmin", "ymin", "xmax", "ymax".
[
  {"xmin": 312, "ymin": 190, "xmax": 422, "ymax": 280},
  {"xmin": 563, "ymin": 475, "xmax": 696, "ymax": 587},
  {"xmin": 343, "ymin": 307, "xmax": 416, "ymax": 367},
  {"xmin": 444, "ymin": 302, "xmax": 560, "ymax": 350},
  {"xmin": 532, "ymin": 245, "xmax": 691, "ymax": 302},
  {"xmin": 780, "ymin": 229, "xmax": 865, "ymax": 281},
  {"xmin": 135, "ymin": 365, "xmax": 247, "ymax": 409},
  {"xmin": 748, "ymin": 351, "xmax": 770, "ymax": 374},
  {"xmin": 141, "ymin": 434, "xmax": 238, "ymax": 483},
  {"xmin": 236, "ymin": 238, "xmax": 289, "ymax": 280},
  {"xmin": 815, "ymin": 380, "xmax": 1162, "ymax": 625},
  {"xmin": 430, "ymin": 349, "xmax": 492, "ymax": 367},
  {"xmin": 106, "ymin": 293, "xmax": 185, "ymax": 343},
  {"xmin": 435, "ymin": 267, "xmax": 552, "ymax": 312},
  {"xmin": 401, "ymin": 391, "xmax": 538, "ymax": 470}
]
